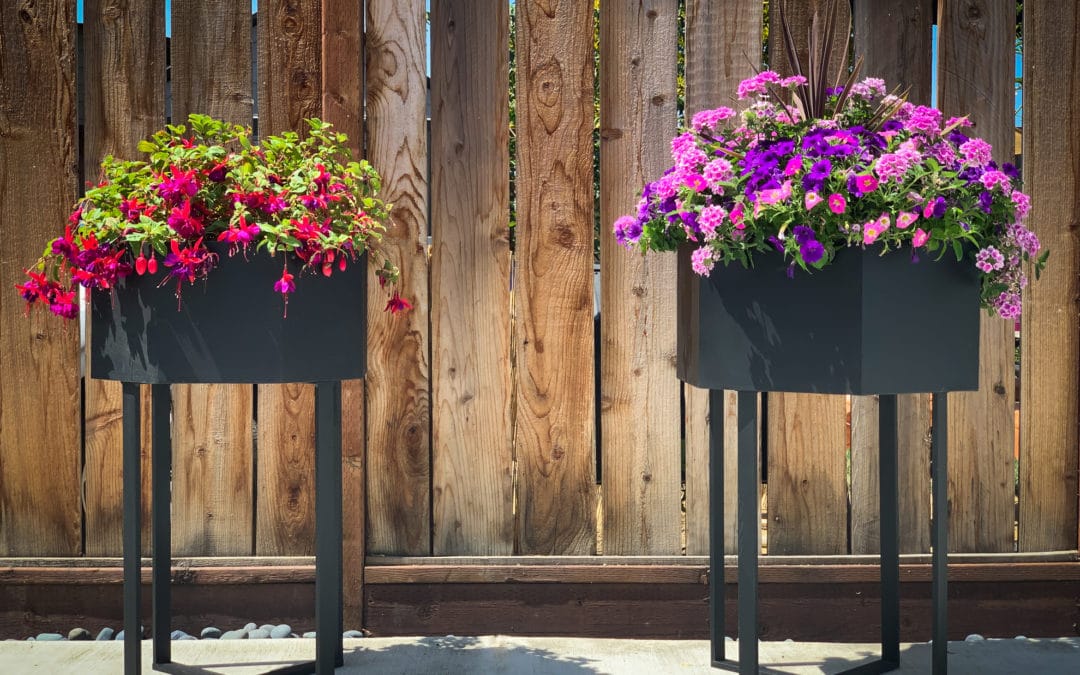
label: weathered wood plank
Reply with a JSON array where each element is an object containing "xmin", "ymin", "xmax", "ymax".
[
  {"xmin": 321, "ymin": 0, "xmax": 366, "ymax": 628},
  {"xmin": 850, "ymin": 0, "xmax": 934, "ymax": 555},
  {"xmin": 430, "ymin": 0, "xmax": 514, "ymax": 555},
  {"xmin": 364, "ymin": 0, "xmax": 432, "ymax": 556},
  {"xmin": 682, "ymin": 0, "xmax": 762, "ymax": 555},
  {"xmin": 0, "ymin": 0, "xmax": 82, "ymax": 556},
  {"xmin": 766, "ymin": 393, "xmax": 848, "ymax": 554},
  {"xmin": 169, "ymin": 0, "xmax": 255, "ymax": 557},
  {"xmin": 938, "ymin": 0, "xmax": 1016, "ymax": 553},
  {"xmin": 512, "ymin": 0, "xmax": 597, "ymax": 555},
  {"xmin": 764, "ymin": 0, "xmax": 851, "ymax": 557},
  {"xmin": 253, "ymin": 0, "xmax": 321, "ymax": 557},
  {"xmin": 1019, "ymin": 0, "xmax": 1080, "ymax": 552},
  {"xmin": 599, "ymin": 0, "xmax": 681, "ymax": 556}
]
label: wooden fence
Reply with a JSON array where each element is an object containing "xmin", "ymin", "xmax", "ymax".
[{"xmin": 1, "ymin": 0, "xmax": 1078, "ymax": 636}]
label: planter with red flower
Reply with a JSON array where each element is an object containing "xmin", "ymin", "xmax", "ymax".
[{"xmin": 18, "ymin": 114, "xmax": 408, "ymax": 383}]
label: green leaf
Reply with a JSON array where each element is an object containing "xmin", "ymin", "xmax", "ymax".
[
  {"xmin": 952, "ymin": 240, "xmax": 964, "ymax": 261},
  {"xmin": 137, "ymin": 140, "xmax": 157, "ymax": 154}
]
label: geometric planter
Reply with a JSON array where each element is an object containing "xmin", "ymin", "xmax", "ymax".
[
  {"xmin": 677, "ymin": 244, "xmax": 982, "ymax": 395},
  {"xmin": 90, "ymin": 248, "xmax": 367, "ymax": 383}
]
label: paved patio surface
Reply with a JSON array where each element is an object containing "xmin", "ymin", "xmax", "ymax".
[{"xmin": 0, "ymin": 636, "xmax": 1077, "ymax": 674}]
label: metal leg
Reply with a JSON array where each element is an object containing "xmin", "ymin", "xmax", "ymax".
[
  {"xmin": 151, "ymin": 384, "xmax": 172, "ymax": 666},
  {"xmin": 736, "ymin": 391, "xmax": 758, "ymax": 674},
  {"xmin": 709, "ymin": 389, "xmax": 726, "ymax": 667},
  {"xmin": 879, "ymin": 394, "xmax": 900, "ymax": 667},
  {"xmin": 315, "ymin": 381, "xmax": 344, "ymax": 673},
  {"xmin": 122, "ymin": 382, "xmax": 142, "ymax": 675},
  {"xmin": 931, "ymin": 393, "xmax": 949, "ymax": 674}
]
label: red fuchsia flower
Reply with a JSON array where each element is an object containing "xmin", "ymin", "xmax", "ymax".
[
  {"xmin": 912, "ymin": 228, "xmax": 930, "ymax": 248},
  {"xmin": 162, "ymin": 238, "xmax": 212, "ymax": 285},
  {"xmin": 384, "ymin": 291, "xmax": 412, "ymax": 314},
  {"xmin": 217, "ymin": 215, "xmax": 262, "ymax": 256},
  {"xmin": 827, "ymin": 193, "xmax": 847, "ymax": 214},
  {"xmin": 206, "ymin": 161, "xmax": 229, "ymax": 182},
  {"xmin": 49, "ymin": 288, "xmax": 79, "ymax": 319},
  {"xmin": 261, "ymin": 192, "xmax": 288, "ymax": 214},
  {"xmin": 156, "ymin": 165, "xmax": 200, "ymax": 202},
  {"xmin": 119, "ymin": 197, "xmax": 148, "ymax": 222},
  {"xmin": 135, "ymin": 253, "xmax": 148, "ymax": 275},
  {"xmin": 273, "ymin": 267, "xmax": 296, "ymax": 295},
  {"xmin": 15, "ymin": 270, "xmax": 60, "ymax": 309},
  {"xmin": 68, "ymin": 206, "xmax": 83, "ymax": 226},
  {"xmin": 167, "ymin": 199, "xmax": 205, "ymax": 238},
  {"xmin": 50, "ymin": 226, "xmax": 79, "ymax": 262},
  {"xmin": 300, "ymin": 191, "xmax": 331, "ymax": 210}
]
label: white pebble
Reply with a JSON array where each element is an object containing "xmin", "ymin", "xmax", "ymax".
[{"xmin": 964, "ymin": 634, "xmax": 984, "ymax": 642}]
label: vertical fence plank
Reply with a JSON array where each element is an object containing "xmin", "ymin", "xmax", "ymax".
[
  {"xmin": 1019, "ymin": 1, "xmax": 1080, "ymax": 552},
  {"xmin": 82, "ymin": 0, "xmax": 165, "ymax": 556},
  {"xmin": 170, "ymin": 0, "xmax": 255, "ymax": 556},
  {"xmin": 365, "ymin": 0, "xmax": 432, "ymax": 556},
  {"xmin": 323, "ymin": 0, "xmax": 367, "ymax": 626},
  {"xmin": 765, "ymin": 0, "xmax": 851, "ymax": 556},
  {"xmin": 682, "ymin": 0, "xmax": 762, "ymax": 556},
  {"xmin": 254, "ymin": 0, "xmax": 321, "ymax": 556},
  {"xmin": 513, "ymin": 0, "xmax": 597, "ymax": 555},
  {"xmin": 851, "ymin": 0, "xmax": 933, "ymax": 554},
  {"xmin": 430, "ymin": 0, "xmax": 514, "ymax": 555},
  {"xmin": 0, "ymin": 0, "xmax": 81, "ymax": 556},
  {"xmin": 938, "ymin": 0, "xmax": 1015, "ymax": 553},
  {"xmin": 599, "ymin": 0, "xmax": 680, "ymax": 555}
]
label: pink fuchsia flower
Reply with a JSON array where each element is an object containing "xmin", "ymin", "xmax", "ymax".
[
  {"xmin": 167, "ymin": 199, "xmax": 205, "ymax": 238},
  {"xmin": 896, "ymin": 211, "xmax": 919, "ymax": 229},
  {"xmin": 912, "ymin": 228, "xmax": 930, "ymax": 248},
  {"xmin": 827, "ymin": 193, "xmax": 847, "ymax": 214},
  {"xmin": 691, "ymin": 246, "xmax": 715, "ymax": 275},
  {"xmin": 156, "ymin": 165, "xmax": 200, "ymax": 202},
  {"xmin": 273, "ymin": 267, "xmax": 296, "ymax": 295},
  {"xmin": 959, "ymin": 138, "xmax": 993, "ymax": 166},
  {"xmin": 804, "ymin": 191, "xmax": 823, "ymax": 210}
]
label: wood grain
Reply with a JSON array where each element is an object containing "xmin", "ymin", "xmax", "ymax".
[
  {"xmin": 1019, "ymin": 0, "xmax": 1080, "ymax": 552},
  {"xmin": 364, "ymin": 0, "xmax": 432, "ymax": 556},
  {"xmin": 938, "ymin": 0, "xmax": 1016, "ymax": 553},
  {"xmin": 0, "ymin": 0, "xmax": 82, "ymax": 556},
  {"xmin": 169, "ymin": 0, "xmax": 255, "ymax": 557},
  {"xmin": 430, "ymin": 0, "xmax": 514, "ymax": 555},
  {"xmin": 766, "ymin": 394, "xmax": 848, "ymax": 555},
  {"xmin": 764, "ymin": 0, "xmax": 851, "ymax": 557},
  {"xmin": 850, "ymin": 0, "xmax": 934, "ymax": 555},
  {"xmin": 512, "ymin": 0, "xmax": 597, "ymax": 555},
  {"xmin": 254, "ymin": 0, "xmax": 321, "ymax": 557},
  {"xmin": 320, "ymin": 0, "xmax": 366, "ymax": 628},
  {"xmin": 682, "ymin": 0, "xmax": 762, "ymax": 556},
  {"xmin": 599, "ymin": 0, "xmax": 681, "ymax": 556},
  {"xmin": 255, "ymin": 384, "xmax": 315, "ymax": 554}
]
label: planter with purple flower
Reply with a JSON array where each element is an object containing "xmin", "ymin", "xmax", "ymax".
[{"xmin": 613, "ymin": 70, "xmax": 1045, "ymax": 396}]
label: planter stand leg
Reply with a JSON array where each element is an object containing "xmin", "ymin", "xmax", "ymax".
[
  {"xmin": 931, "ymin": 393, "xmax": 948, "ymax": 674},
  {"xmin": 879, "ymin": 394, "xmax": 901, "ymax": 669},
  {"xmin": 707, "ymin": 390, "xmax": 757, "ymax": 673},
  {"xmin": 151, "ymin": 384, "xmax": 172, "ymax": 667},
  {"xmin": 736, "ymin": 391, "xmax": 759, "ymax": 673},
  {"xmin": 315, "ymin": 381, "xmax": 345, "ymax": 673},
  {"xmin": 709, "ymin": 389, "xmax": 726, "ymax": 667},
  {"xmin": 122, "ymin": 383, "xmax": 142, "ymax": 675}
]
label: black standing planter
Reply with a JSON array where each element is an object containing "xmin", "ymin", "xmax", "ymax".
[
  {"xmin": 94, "ymin": 251, "xmax": 365, "ymax": 675},
  {"xmin": 679, "ymin": 246, "xmax": 979, "ymax": 675}
]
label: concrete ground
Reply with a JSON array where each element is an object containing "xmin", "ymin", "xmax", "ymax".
[{"xmin": 0, "ymin": 636, "xmax": 1077, "ymax": 674}]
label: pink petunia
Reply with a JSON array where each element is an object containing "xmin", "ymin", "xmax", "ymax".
[
  {"xmin": 896, "ymin": 211, "xmax": 919, "ymax": 229},
  {"xmin": 804, "ymin": 191, "xmax": 823, "ymax": 211},
  {"xmin": 827, "ymin": 193, "xmax": 847, "ymax": 214},
  {"xmin": 912, "ymin": 228, "xmax": 930, "ymax": 248}
]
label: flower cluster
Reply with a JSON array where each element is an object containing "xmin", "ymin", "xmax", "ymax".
[
  {"xmin": 614, "ymin": 73, "xmax": 1048, "ymax": 319},
  {"xmin": 18, "ymin": 115, "xmax": 409, "ymax": 318}
]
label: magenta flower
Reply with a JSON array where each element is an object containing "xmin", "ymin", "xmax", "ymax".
[
  {"xmin": 157, "ymin": 165, "xmax": 200, "ymax": 202},
  {"xmin": 273, "ymin": 268, "xmax": 296, "ymax": 295},
  {"xmin": 167, "ymin": 200, "xmax": 205, "ymax": 238},
  {"xmin": 896, "ymin": 211, "xmax": 919, "ymax": 229},
  {"xmin": 827, "ymin": 193, "xmax": 846, "ymax": 214},
  {"xmin": 854, "ymin": 174, "xmax": 879, "ymax": 194},
  {"xmin": 783, "ymin": 155, "xmax": 803, "ymax": 177},
  {"xmin": 681, "ymin": 172, "xmax": 708, "ymax": 192},
  {"xmin": 912, "ymin": 228, "xmax": 930, "ymax": 248}
]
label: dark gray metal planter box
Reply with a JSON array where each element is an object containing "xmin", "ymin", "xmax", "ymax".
[
  {"xmin": 90, "ymin": 249, "xmax": 367, "ymax": 384},
  {"xmin": 676, "ymin": 245, "xmax": 981, "ymax": 394}
]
